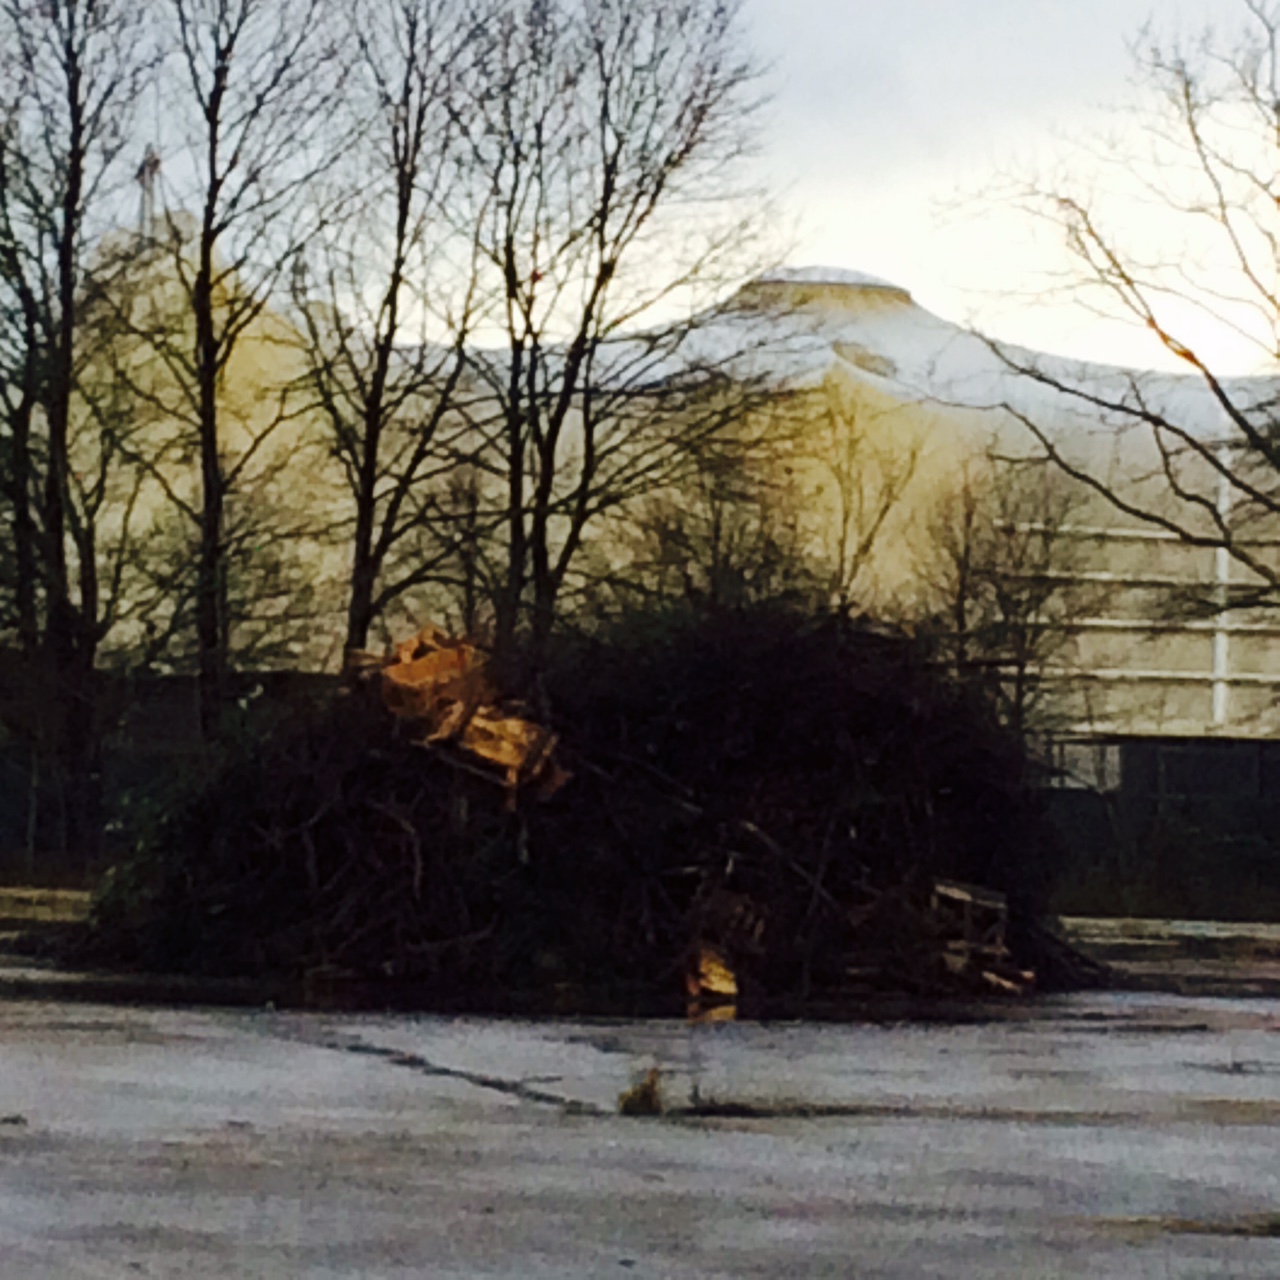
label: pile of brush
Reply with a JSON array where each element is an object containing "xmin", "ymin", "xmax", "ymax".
[{"xmin": 82, "ymin": 605, "xmax": 1108, "ymax": 1012}]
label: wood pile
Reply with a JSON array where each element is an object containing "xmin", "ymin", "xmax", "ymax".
[
  {"xmin": 350, "ymin": 626, "xmax": 570, "ymax": 801},
  {"xmin": 931, "ymin": 879, "xmax": 1036, "ymax": 996},
  {"xmin": 80, "ymin": 608, "xmax": 1110, "ymax": 1011}
]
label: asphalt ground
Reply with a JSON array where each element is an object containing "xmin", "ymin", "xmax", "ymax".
[{"xmin": 1, "ymin": 992, "xmax": 1279, "ymax": 1277}]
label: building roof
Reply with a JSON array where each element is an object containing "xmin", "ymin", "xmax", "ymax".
[{"xmin": 706, "ymin": 265, "xmax": 1280, "ymax": 443}]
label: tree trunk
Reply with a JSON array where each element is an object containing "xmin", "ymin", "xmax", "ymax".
[
  {"xmin": 43, "ymin": 18, "xmax": 99, "ymax": 863},
  {"xmin": 343, "ymin": 288, "xmax": 398, "ymax": 654},
  {"xmin": 8, "ymin": 340, "xmax": 40, "ymax": 657},
  {"xmin": 195, "ymin": 229, "xmax": 226, "ymax": 741},
  {"xmin": 494, "ymin": 397, "xmax": 526, "ymax": 669},
  {"xmin": 345, "ymin": 528, "xmax": 377, "ymax": 655}
]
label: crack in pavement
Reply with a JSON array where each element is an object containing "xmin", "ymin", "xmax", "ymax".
[{"xmin": 310, "ymin": 1030, "xmax": 608, "ymax": 1115}]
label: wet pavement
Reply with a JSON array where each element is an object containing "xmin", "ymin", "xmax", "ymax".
[{"xmin": 0, "ymin": 993, "xmax": 1278, "ymax": 1276}]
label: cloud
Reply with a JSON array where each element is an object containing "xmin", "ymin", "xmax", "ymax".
[{"xmin": 747, "ymin": 0, "xmax": 1227, "ymax": 174}]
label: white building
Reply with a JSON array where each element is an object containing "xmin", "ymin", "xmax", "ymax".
[{"xmin": 707, "ymin": 267, "xmax": 1280, "ymax": 757}]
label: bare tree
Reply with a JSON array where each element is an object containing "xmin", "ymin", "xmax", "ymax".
[
  {"xmin": 0, "ymin": 0, "xmax": 154, "ymax": 857},
  {"xmin": 129, "ymin": 0, "xmax": 344, "ymax": 738},
  {"xmin": 990, "ymin": 0, "xmax": 1280, "ymax": 610},
  {"xmin": 449, "ymin": 0, "xmax": 771, "ymax": 673},
  {"xmin": 805, "ymin": 385, "xmax": 920, "ymax": 612},
  {"xmin": 0, "ymin": 110, "xmax": 42, "ymax": 658},
  {"xmin": 920, "ymin": 454, "xmax": 1101, "ymax": 739},
  {"xmin": 602, "ymin": 406, "xmax": 818, "ymax": 615},
  {"xmin": 292, "ymin": 0, "xmax": 489, "ymax": 657},
  {"xmin": 588, "ymin": 380, "xmax": 921, "ymax": 624}
]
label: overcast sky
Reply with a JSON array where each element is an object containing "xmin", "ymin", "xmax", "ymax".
[{"xmin": 742, "ymin": 0, "xmax": 1241, "ymax": 368}]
